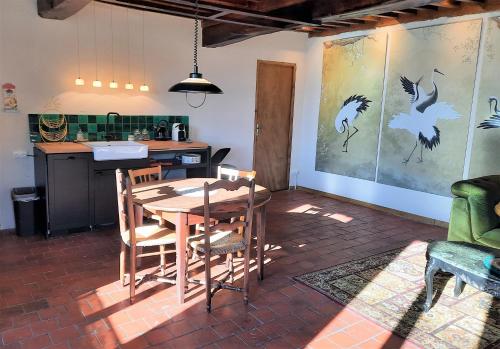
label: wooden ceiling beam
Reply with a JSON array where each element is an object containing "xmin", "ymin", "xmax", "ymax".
[
  {"xmin": 202, "ymin": 22, "xmax": 282, "ymax": 47},
  {"xmin": 315, "ymin": 0, "xmax": 440, "ymax": 22},
  {"xmin": 312, "ymin": 0, "xmax": 500, "ymax": 38},
  {"xmin": 158, "ymin": 0, "xmax": 320, "ymax": 26},
  {"xmin": 98, "ymin": 0, "xmax": 288, "ymax": 29},
  {"xmin": 38, "ymin": 0, "xmax": 92, "ymax": 19}
]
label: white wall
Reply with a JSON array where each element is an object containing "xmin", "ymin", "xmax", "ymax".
[
  {"xmin": 291, "ymin": 11, "xmax": 500, "ymax": 223},
  {"xmin": 0, "ymin": 0, "xmax": 307, "ymax": 229}
]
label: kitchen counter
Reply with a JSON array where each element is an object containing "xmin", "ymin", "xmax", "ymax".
[{"xmin": 35, "ymin": 140, "xmax": 209, "ymax": 154}]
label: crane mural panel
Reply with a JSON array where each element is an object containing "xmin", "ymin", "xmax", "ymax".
[
  {"xmin": 315, "ymin": 33, "xmax": 387, "ymax": 181},
  {"xmin": 378, "ymin": 20, "xmax": 481, "ymax": 196},
  {"xmin": 469, "ymin": 17, "xmax": 500, "ymax": 178}
]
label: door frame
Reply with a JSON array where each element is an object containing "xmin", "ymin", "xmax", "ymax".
[{"xmin": 252, "ymin": 59, "xmax": 296, "ymax": 190}]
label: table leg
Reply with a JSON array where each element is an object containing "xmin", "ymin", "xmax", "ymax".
[
  {"xmin": 175, "ymin": 212, "xmax": 188, "ymax": 304},
  {"xmin": 134, "ymin": 205, "xmax": 144, "ymax": 267},
  {"xmin": 256, "ymin": 205, "xmax": 267, "ymax": 281},
  {"xmin": 423, "ymin": 259, "xmax": 439, "ymax": 312}
]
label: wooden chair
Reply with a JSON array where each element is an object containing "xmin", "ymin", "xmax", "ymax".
[
  {"xmin": 197, "ymin": 167, "xmax": 256, "ymax": 237},
  {"xmin": 128, "ymin": 166, "xmax": 163, "ymax": 224},
  {"xmin": 128, "ymin": 166, "xmax": 162, "ymax": 185},
  {"xmin": 116, "ymin": 169, "xmax": 176, "ymax": 303},
  {"xmin": 217, "ymin": 166, "xmax": 256, "ymax": 181},
  {"xmin": 186, "ymin": 178, "xmax": 256, "ymax": 312}
]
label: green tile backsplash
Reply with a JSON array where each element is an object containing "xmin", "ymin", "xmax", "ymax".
[{"xmin": 28, "ymin": 114, "xmax": 189, "ymax": 143}]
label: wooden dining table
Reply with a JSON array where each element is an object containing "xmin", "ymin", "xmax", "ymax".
[{"xmin": 130, "ymin": 177, "xmax": 272, "ymax": 304}]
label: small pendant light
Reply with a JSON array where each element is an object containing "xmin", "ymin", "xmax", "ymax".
[
  {"xmin": 92, "ymin": 1, "xmax": 102, "ymax": 88},
  {"xmin": 74, "ymin": 11, "xmax": 84, "ymax": 86},
  {"xmin": 125, "ymin": 8, "xmax": 134, "ymax": 90},
  {"xmin": 168, "ymin": 0, "xmax": 222, "ymax": 107},
  {"xmin": 139, "ymin": 11, "xmax": 149, "ymax": 92},
  {"xmin": 109, "ymin": 4, "xmax": 118, "ymax": 89}
]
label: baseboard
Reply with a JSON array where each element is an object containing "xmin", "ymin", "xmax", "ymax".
[
  {"xmin": 297, "ymin": 186, "xmax": 449, "ymax": 229},
  {"xmin": 0, "ymin": 228, "xmax": 15, "ymax": 235}
]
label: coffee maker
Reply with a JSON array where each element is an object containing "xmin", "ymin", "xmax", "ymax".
[
  {"xmin": 154, "ymin": 120, "xmax": 171, "ymax": 140},
  {"xmin": 172, "ymin": 123, "xmax": 187, "ymax": 141}
]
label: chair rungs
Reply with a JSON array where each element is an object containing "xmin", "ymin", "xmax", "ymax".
[{"xmin": 136, "ymin": 250, "xmax": 175, "ymax": 258}]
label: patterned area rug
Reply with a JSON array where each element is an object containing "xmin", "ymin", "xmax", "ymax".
[{"xmin": 294, "ymin": 241, "xmax": 500, "ymax": 349}]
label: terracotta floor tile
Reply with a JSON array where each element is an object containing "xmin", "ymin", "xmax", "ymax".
[
  {"xmin": 2, "ymin": 326, "xmax": 33, "ymax": 344},
  {"xmin": 0, "ymin": 190, "xmax": 446, "ymax": 349}
]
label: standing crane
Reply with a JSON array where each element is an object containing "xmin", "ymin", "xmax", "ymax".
[
  {"xmin": 389, "ymin": 68, "xmax": 460, "ymax": 164},
  {"xmin": 334, "ymin": 95, "xmax": 371, "ymax": 152},
  {"xmin": 477, "ymin": 96, "xmax": 500, "ymax": 129}
]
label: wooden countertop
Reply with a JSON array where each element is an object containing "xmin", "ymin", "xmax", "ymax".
[{"xmin": 34, "ymin": 140, "xmax": 209, "ymax": 154}]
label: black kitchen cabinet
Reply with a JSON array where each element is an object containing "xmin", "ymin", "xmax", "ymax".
[
  {"xmin": 93, "ymin": 170, "xmax": 117, "ymax": 226},
  {"xmin": 34, "ymin": 145, "xmax": 211, "ymax": 237},
  {"xmin": 49, "ymin": 153, "xmax": 91, "ymax": 232},
  {"xmin": 34, "ymin": 149, "xmax": 149, "ymax": 236}
]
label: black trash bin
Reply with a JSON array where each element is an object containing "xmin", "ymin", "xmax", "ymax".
[{"xmin": 11, "ymin": 187, "xmax": 41, "ymax": 236}]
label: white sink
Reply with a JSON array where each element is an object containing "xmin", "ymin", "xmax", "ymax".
[{"xmin": 84, "ymin": 141, "xmax": 148, "ymax": 161}]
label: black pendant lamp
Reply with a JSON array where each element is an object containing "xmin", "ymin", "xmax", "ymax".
[{"xmin": 169, "ymin": 0, "xmax": 223, "ymax": 108}]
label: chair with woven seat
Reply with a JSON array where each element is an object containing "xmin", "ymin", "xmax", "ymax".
[
  {"xmin": 128, "ymin": 166, "xmax": 163, "ymax": 224},
  {"xmin": 116, "ymin": 169, "xmax": 176, "ymax": 303},
  {"xmin": 186, "ymin": 178, "xmax": 256, "ymax": 312},
  {"xmin": 196, "ymin": 167, "xmax": 256, "ymax": 234}
]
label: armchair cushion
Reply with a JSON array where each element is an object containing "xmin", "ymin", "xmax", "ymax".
[{"xmin": 450, "ymin": 176, "xmax": 500, "ymax": 240}]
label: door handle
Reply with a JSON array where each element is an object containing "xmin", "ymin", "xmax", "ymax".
[
  {"xmin": 67, "ymin": 156, "xmax": 75, "ymax": 160},
  {"xmin": 256, "ymin": 123, "xmax": 261, "ymax": 136}
]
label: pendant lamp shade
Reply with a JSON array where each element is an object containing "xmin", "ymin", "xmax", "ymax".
[{"xmin": 168, "ymin": 68, "xmax": 222, "ymax": 94}]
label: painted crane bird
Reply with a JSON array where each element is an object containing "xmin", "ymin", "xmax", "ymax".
[
  {"xmin": 334, "ymin": 95, "xmax": 371, "ymax": 152},
  {"xmin": 477, "ymin": 96, "xmax": 500, "ymax": 129},
  {"xmin": 389, "ymin": 68, "xmax": 460, "ymax": 164}
]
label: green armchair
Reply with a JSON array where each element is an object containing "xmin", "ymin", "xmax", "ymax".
[{"xmin": 448, "ymin": 175, "xmax": 500, "ymax": 249}]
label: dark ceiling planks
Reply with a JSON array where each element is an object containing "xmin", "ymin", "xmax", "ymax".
[{"xmin": 38, "ymin": 0, "xmax": 500, "ymax": 46}]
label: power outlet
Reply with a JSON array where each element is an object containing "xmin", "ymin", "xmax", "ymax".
[{"xmin": 13, "ymin": 151, "xmax": 28, "ymax": 158}]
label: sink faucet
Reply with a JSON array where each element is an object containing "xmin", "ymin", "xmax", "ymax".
[{"xmin": 105, "ymin": 112, "xmax": 120, "ymax": 141}]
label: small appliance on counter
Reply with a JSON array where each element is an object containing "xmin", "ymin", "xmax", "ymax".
[
  {"xmin": 154, "ymin": 120, "xmax": 171, "ymax": 140},
  {"xmin": 181, "ymin": 153, "xmax": 201, "ymax": 164},
  {"xmin": 172, "ymin": 122, "xmax": 187, "ymax": 141}
]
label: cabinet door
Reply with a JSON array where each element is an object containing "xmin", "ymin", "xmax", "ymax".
[
  {"xmin": 48, "ymin": 154, "xmax": 91, "ymax": 232},
  {"xmin": 94, "ymin": 170, "xmax": 118, "ymax": 226}
]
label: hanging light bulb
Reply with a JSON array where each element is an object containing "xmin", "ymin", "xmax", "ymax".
[
  {"xmin": 139, "ymin": 11, "xmax": 149, "ymax": 92},
  {"xmin": 168, "ymin": 0, "xmax": 222, "ymax": 107},
  {"xmin": 92, "ymin": 1, "xmax": 101, "ymax": 88},
  {"xmin": 109, "ymin": 4, "xmax": 118, "ymax": 89},
  {"xmin": 125, "ymin": 8, "xmax": 134, "ymax": 91},
  {"xmin": 74, "ymin": 12, "xmax": 84, "ymax": 86}
]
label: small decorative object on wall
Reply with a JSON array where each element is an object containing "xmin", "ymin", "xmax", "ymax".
[
  {"xmin": 470, "ymin": 18, "xmax": 500, "ymax": 178},
  {"xmin": 2, "ymin": 83, "xmax": 18, "ymax": 112},
  {"xmin": 378, "ymin": 20, "xmax": 481, "ymax": 196},
  {"xmin": 315, "ymin": 33, "xmax": 387, "ymax": 181},
  {"xmin": 37, "ymin": 99, "xmax": 67, "ymax": 142},
  {"xmin": 388, "ymin": 70, "xmax": 460, "ymax": 165}
]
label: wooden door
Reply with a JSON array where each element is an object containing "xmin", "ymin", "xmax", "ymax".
[{"xmin": 253, "ymin": 60, "xmax": 295, "ymax": 191}]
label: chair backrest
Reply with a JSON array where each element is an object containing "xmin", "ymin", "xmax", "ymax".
[
  {"xmin": 217, "ymin": 166, "xmax": 256, "ymax": 182},
  {"xmin": 116, "ymin": 169, "xmax": 137, "ymax": 244},
  {"xmin": 211, "ymin": 148, "xmax": 231, "ymax": 165},
  {"xmin": 128, "ymin": 166, "xmax": 162, "ymax": 185},
  {"xmin": 203, "ymin": 178, "xmax": 256, "ymax": 254}
]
